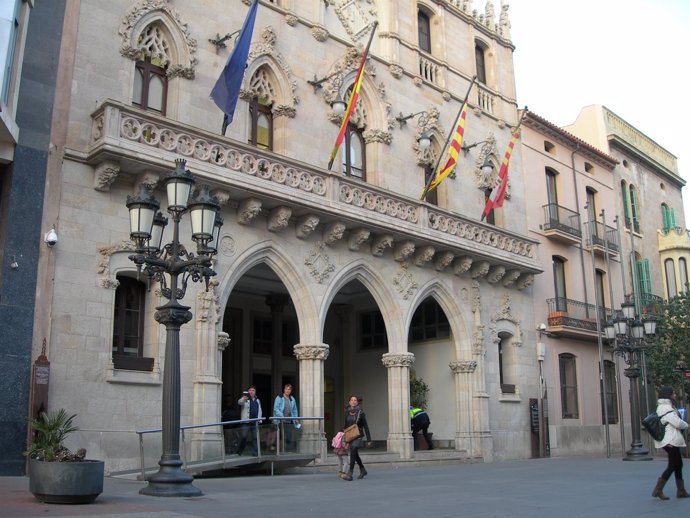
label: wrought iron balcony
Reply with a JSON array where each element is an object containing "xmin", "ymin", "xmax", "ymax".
[
  {"xmin": 81, "ymin": 100, "xmax": 543, "ymax": 286},
  {"xmin": 585, "ymin": 220, "xmax": 620, "ymax": 255},
  {"xmin": 541, "ymin": 203, "xmax": 581, "ymax": 245},
  {"xmin": 546, "ymin": 297, "xmax": 611, "ymax": 341}
]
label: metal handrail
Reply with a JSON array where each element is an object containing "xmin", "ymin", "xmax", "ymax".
[{"xmin": 136, "ymin": 416, "xmax": 324, "ymax": 481}]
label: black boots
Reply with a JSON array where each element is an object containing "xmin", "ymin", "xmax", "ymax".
[
  {"xmin": 652, "ymin": 477, "xmax": 669, "ymax": 500},
  {"xmin": 357, "ymin": 467, "xmax": 368, "ymax": 479},
  {"xmin": 676, "ymin": 478, "xmax": 690, "ymax": 498}
]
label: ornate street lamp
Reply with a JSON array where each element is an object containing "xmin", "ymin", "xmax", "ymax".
[
  {"xmin": 603, "ymin": 297, "xmax": 658, "ymax": 461},
  {"xmin": 126, "ymin": 159, "xmax": 222, "ymax": 496}
]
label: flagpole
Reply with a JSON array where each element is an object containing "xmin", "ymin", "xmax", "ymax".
[
  {"xmin": 420, "ymin": 76, "xmax": 477, "ymax": 201},
  {"xmin": 327, "ymin": 21, "xmax": 378, "ymax": 171}
]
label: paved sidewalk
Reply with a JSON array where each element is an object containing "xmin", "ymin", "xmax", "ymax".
[{"xmin": 1, "ymin": 456, "xmax": 684, "ymax": 518}]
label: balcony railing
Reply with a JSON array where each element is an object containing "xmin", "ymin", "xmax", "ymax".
[
  {"xmin": 417, "ymin": 53, "xmax": 442, "ymax": 85},
  {"xmin": 82, "ymin": 100, "xmax": 543, "ymax": 283},
  {"xmin": 476, "ymin": 84, "xmax": 496, "ymax": 115},
  {"xmin": 586, "ymin": 220, "xmax": 620, "ymax": 253},
  {"xmin": 542, "ymin": 203, "xmax": 581, "ymax": 241},
  {"xmin": 546, "ymin": 297, "xmax": 611, "ymax": 338}
]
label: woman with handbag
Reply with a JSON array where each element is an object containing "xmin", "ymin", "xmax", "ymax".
[
  {"xmin": 652, "ymin": 386, "xmax": 689, "ymax": 500},
  {"xmin": 342, "ymin": 395, "xmax": 371, "ymax": 481}
]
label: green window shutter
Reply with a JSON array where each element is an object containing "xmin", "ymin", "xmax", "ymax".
[
  {"xmin": 670, "ymin": 208, "xmax": 676, "ymax": 229},
  {"xmin": 661, "ymin": 205, "xmax": 670, "ymax": 232},
  {"xmin": 621, "ymin": 183, "xmax": 630, "ymax": 228},
  {"xmin": 636, "ymin": 258, "xmax": 652, "ymax": 295},
  {"xmin": 629, "ymin": 187, "xmax": 639, "ymax": 231}
]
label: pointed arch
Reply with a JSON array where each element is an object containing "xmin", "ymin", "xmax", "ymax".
[
  {"xmin": 119, "ymin": 2, "xmax": 197, "ymax": 79},
  {"xmin": 407, "ymin": 280, "xmax": 471, "ymax": 360},
  {"xmin": 319, "ymin": 259, "xmax": 401, "ymax": 346},
  {"xmin": 216, "ymin": 241, "xmax": 320, "ymax": 343}
]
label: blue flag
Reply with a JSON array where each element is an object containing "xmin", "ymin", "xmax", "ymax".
[{"xmin": 211, "ymin": 0, "xmax": 258, "ymax": 133}]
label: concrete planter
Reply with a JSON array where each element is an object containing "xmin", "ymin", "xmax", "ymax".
[{"xmin": 29, "ymin": 458, "xmax": 104, "ymax": 504}]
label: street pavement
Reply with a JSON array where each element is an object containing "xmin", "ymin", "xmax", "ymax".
[{"xmin": 1, "ymin": 455, "xmax": 686, "ymax": 517}]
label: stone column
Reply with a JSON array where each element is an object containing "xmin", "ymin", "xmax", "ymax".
[
  {"xmin": 191, "ymin": 280, "xmax": 224, "ymax": 460},
  {"xmin": 382, "ymin": 352, "xmax": 415, "ymax": 459},
  {"xmin": 450, "ymin": 360, "xmax": 479, "ymax": 456},
  {"xmin": 294, "ymin": 343, "xmax": 329, "ymax": 459}
]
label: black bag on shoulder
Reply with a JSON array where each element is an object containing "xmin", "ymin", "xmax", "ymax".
[{"xmin": 642, "ymin": 410, "xmax": 672, "ymax": 441}]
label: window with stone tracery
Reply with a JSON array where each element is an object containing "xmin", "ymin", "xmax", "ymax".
[
  {"xmin": 132, "ymin": 23, "xmax": 169, "ymax": 114},
  {"xmin": 248, "ymin": 68, "xmax": 276, "ymax": 150},
  {"xmin": 341, "ymin": 85, "xmax": 367, "ymax": 180}
]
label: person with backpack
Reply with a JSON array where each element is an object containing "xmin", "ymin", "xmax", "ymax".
[{"xmin": 652, "ymin": 386, "xmax": 689, "ymax": 500}]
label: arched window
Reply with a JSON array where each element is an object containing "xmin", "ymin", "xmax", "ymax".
[
  {"xmin": 474, "ymin": 41, "xmax": 487, "ymax": 84},
  {"xmin": 602, "ymin": 360, "xmax": 618, "ymax": 424},
  {"xmin": 417, "ymin": 8, "xmax": 431, "ymax": 53},
  {"xmin": 665, "ymin": 258, "xmax": 677, "ymax": 298},
  {"xmin": 679, "ymin": 258, "xmax": 688, "ymax": 293},
  {"xmin": 132, "ymin": 24, "xmax": 169, "ymax": 115},
  {"xmin": 498, "ymin": 333, "xmax": 515, "ymax": 394},
  {"xmin": 409, "ymin": 298, "xmax": 450, "ymax": 342},
  {"xmin": 559, "ymin": 353, "xmax": 579, "ymax": 418},
  {"xmin": 629, "ymin": 184, "xmax": 639, "ymax": 233},
  {"xmin": 545, "ymin": 168, "xmax": 558, "ymax": 223},
  {"xmin": 620, "ymin": 180, "xmax": 630, "ymax": 229},
  {"xmin": 112, "ymin": 275, "xmax": 153, "ymax": 371},
  {"xmin": 342, "ymin": 124, "xmax": 365, "ymax": 179}
]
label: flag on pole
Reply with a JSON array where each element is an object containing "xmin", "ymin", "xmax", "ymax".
[
  {"xmin": 210, "ymin": 0, "xmax": 258, "ymax": 134},
  {"xmin": 422, "ymin": 102, "xmax": 468, "ymax": 197},
  {"xmin": 481, "ymin": 130, "xmax": 519, "ymax": 221},
  {"xmin": 327, "ymin": 22, "xmax": 378, "ymax": 170}
]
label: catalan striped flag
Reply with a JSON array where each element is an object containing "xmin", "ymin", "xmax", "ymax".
[
  {"xmin": 327, "ymin": 22, "xmax": 378, "ymax": 170},
  {"xmin": 421, "ymin": 101, "xmax": 468, "ymax": 197},
  {"xmin": 481, "ymin": 129, "xmax": 519, "ymax": 221}
]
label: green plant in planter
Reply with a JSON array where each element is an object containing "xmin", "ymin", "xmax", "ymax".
[
  {"xmin": 410, "ymin": 374, "xmax": 430, "ymax": 409},
  {"xmin": 25, "ymin": 409, "xmax": 84, "ymax": 462},
  {"xmin": 25, "ymin": 409, "xmax": 104, "ymax": 504}
]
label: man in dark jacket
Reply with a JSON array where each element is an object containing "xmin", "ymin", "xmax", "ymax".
[{"xmin": 410, "ymin": 406, "xmax": 433, "ymax": 450}]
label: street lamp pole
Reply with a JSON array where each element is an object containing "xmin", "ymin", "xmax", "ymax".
[
  {"xmin": 126, "ymin": 159, "xmax": 222, "ymax": 496},
  {"xmin": 604, "ymin": 298, "xmax": 658, "ymax": 461}
]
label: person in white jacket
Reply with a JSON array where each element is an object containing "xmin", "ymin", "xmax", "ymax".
[{"xmin": 652, "ymin": 386, "xmax": 689, "ymax": 500}]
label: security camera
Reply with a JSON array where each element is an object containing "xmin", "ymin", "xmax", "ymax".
[
  {"xmin": 44, "ymin": 228, "xmax": 58, "ymax": 247},
  {"xmin": 537, "ymin": 323, "xmax": 547, "ymax": 331}
]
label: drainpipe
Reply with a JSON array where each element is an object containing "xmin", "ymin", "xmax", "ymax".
[{"xmin": 571, "ymin": 144, "xmax": 590, "ymax": 316}]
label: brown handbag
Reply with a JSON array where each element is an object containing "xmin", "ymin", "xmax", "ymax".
[{"xmin": 344, "ymin": 411, "xmax": 361, "ymax": 443}]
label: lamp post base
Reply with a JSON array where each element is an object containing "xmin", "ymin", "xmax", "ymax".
[
  {"xmin": 622, "ymin": 445, "xmax": 652, "ymax": 461},
  {"xmin": 139, "ymin": 459, "xmax": 203, "ymax": 497}
]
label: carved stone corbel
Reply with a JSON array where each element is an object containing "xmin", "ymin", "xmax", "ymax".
[
  {"xmin": 296, "ymin": 214, "xmax": 320, "ymax": 239},
  {"xmin": 469, "ymin": 260, "xmax": 490, "ymax": 279},
  {"xmin": 371, "ymin": 234, "xmax": 393, "ymax": 257},
  {"xmin": 267, "ymin": 206, "xmax": 292, "ymax": 232},
  {"xmin": 453, "ymin": 256, "xmax": 473, "ymax": 275},
  {"xmin": 323, "ymin": 221, "xmax": 346, "ymax": 245},
  {"xmin": 435, "ymin": 251, "xmax": 454, "ymax": 271},
  {"xmin": 393, "ymin": 241, "xmax": 415, "ymax": 262},
  {"xmin": 414, "ymin": 246, "xmax": 435, "ymax": 267},
  {"xmin": 237, "ymin": 198, "xmax": 262, "ymax": 225},
  {"xmin": 348, "ymin": 228, "xmax": 370, "ymax": 251},
  {"xmin": 502, "ymin": 269, "xmax": 521, "ymax": 288},
  {"xmin": 516, "ymin": 273, "xmax": 535, "ymax": 290},
  {"xmin": 487, "ymin": 265, "xmax": 506, "ymax": 283},
  {"xmin": 94, "ymin": 161, "xmax": 120, "ymax": 192}
]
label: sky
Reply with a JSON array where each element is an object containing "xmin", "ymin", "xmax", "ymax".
[{"xmin": 507, "ymin": 0, "xmax": 690, "ymax": 225}]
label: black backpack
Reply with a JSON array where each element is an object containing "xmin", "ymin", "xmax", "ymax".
[{"xmin": 642, "ymin": 410, "xmax": 673, "ymax": 441}]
